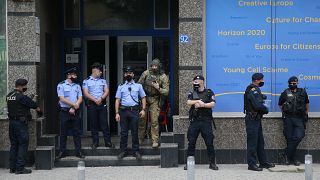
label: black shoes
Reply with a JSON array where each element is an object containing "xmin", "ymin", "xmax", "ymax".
[
  {"xmin": 76, "ymin": 152, "xmax": 85, "ymax": 159},
  {"xmin": 248, "ymin": 164, "xmax": 263, "ymax": 171},
  {"xmin": 292, "ymin": 160, "xmax": 301, "ymax": 166},
  {"xmin": 15, "ymin": 168, "xmax": 32, "ymax": 174},
  {"xmin": 105, "ymin": 142, "xmax": 115, "ymax": 148},
  {"xmin": 56, "ymin": 152, "xmax": 66, "ymax": 159},
  {"xmin": 259, "ymin": 162, "xmax": 275, "ymax": 169},
  {"xmin": 117, "ymin": 152, "xmax": 128, "ymax": 160},
  {"xmin": 184, "ymin": 163, "xmax": 219, "ymax": 170},
  {"xmin": 133, "ymin": 152, "xmax": 142, "ymax": 160},
  {"xmin": 91, "ymin": 144, "xmax": 99, "ymax": 150},
  {"xmin": 9, "ymin": 169, "xmax": 15, "ymax": 174},
  {"xmin": 209, "ymin": 163, "xmax": 219, "ymax": 170}
]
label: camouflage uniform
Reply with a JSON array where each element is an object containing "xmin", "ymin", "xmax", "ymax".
[{"xmin": 138, "ymin": 59, "xmax": 169, "ymax": 146}]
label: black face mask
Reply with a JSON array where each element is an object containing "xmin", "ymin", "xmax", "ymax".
[
  {"xmin": 70, "ymin": 77, "xmax": 78, "ymax": 83},
  {"xmin": 22, "ymin": 88, "xmax": 28, "ymax": 92},
  {"xmin": 258, "ymin": 81, "xmax": 264, "ymax": 87},
  {"xmin": 289, "ymin": 84, "xmax": 297, "ymax": 90},
  {"xmin": 125, "ymin": 75, "xmax": 133, "ymax": 82},
  {"xmin": 193, "ymin": 83, "xmax": 200, "ymax": 92}
]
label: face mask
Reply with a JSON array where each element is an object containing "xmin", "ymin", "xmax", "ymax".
[
  {"xmin": 289, "ymin": 84, "xmax": 297, "ymax": 90},
  {"xmin": 22, "ymin": 88, "xmax": 28, "ymax": 92},
  {"xmin": 125, "ymin": 75, "xmax": 133, "ymax": 82},
  {"xmin": 70, "ymin": 77, "xmax": 78, "ymax": 83},
  {"xmin": 193, "ymin": 83, "xmax": 200, "ymax": 91},
  {"xmin": 258, "ymin": 81, "xmax": 264, "ymax": 87}
]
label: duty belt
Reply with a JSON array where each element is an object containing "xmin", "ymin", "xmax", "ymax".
[
  {"xmin": 60, "ymin": 107, "xmax": 71, "ymax": 112},
  {"xmin": 120, "ymin": 105, "xmax": 139, "ymax": 111},
  {"xmin": 9, "ymin": 116, "xmax": 29, "ymax": 123}
]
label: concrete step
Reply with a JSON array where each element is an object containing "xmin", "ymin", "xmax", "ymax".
[
  {"xmin": 54, "ymin": 155, "xmax": 160, "ymax": 167},
  {"xmin": 57, "ymin": 146, "xmax": 160, "ymax": 156}
]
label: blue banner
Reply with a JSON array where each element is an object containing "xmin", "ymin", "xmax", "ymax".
[{"xmin": 206, "ymin": 0, "xmax": 320, "ymax": 112}]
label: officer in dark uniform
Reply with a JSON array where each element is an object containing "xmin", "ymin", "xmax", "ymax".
[
  {"xmin": 279, "ymin": 76, "xmax": 309, "ymax": 166},
  {"xmin": 244, "ymin": 73, "xmax": 275, "ymax": 171},
  {"xmin": 82, "ymin": 62, "xmax": 114, "ymax": 149},
  {"xmin": 184, "ymin": 75, "xmax": 218, "ymax": 171},
  {"xmin": 56, "ymin": 67, "xmax": 84, "ymax": 159},
  {"xmin": 7, "ymin": 79, "xmax": 42, "ymax": 174},
  {"xmin": 115, "ymin": 66, "xmax": 147, "ymax": 160}
]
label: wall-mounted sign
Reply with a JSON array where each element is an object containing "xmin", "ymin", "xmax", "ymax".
[
  {"xmin": 179, "ymin": 35, "xmax": 189, "ymax": 43},
  {"xmin": 66, "ymin": 54, "xmax": 79, "ymax": 63}
]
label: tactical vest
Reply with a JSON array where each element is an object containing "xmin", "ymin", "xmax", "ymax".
[
  {"xmin": 189, "ymin": 89, "xmax": 213, "ymax": 121},
  {"xmin": 6, "ymin": 90, "xmax": 31, "ymax": 118},
  {"xmin": 243, "ymin": 84, "xmax": 265, "ymax": 113},
  {"xmin": 144, "ymin": 72, "xmax": 161, "ymax": 97},
  {"xmin": 282, "ymin": 88, "xmax": 307, "ymax": 116}
]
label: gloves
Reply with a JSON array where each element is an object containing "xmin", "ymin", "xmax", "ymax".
[{"xmin": 37, "ymin": 110, "xmax": 43, "ymax": 117}]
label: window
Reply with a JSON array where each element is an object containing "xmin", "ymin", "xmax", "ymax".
[
  {"xmin": 84, "ymin": 0, "xmax": 152, "ymax": 30},
  {"xmin": 64, "ymin": 0, "xmax": 80, "ymax": 29},
  {"xmin": 154, "ymin": 0, "xmax": 170, "ymax": 29},
  {"xmin": 0, "ymin": 0, "xmax": 7, "ymax": 115}
]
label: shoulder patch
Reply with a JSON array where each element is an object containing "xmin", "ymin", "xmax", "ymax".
[{"xmin": 251, "ymin": 88, "xmax": 256, "ymax": 91}]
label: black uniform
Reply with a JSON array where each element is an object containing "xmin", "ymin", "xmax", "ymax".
[
  {"xmin": 244, "ymin": 84, "xmax": 269, "ymax": 167},
  {"xmin": 6, "ymin": 90, "xmax": 38, "ymax": 172},
  {"xmin": 187, "ymin": 89, "xmax": 216, "ymax": 162},
  {"xmin": 278, "ymin": 88, "xmax": 309, "ymax": 161}
]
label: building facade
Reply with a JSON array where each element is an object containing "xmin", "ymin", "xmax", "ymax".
[{"xmin": 0, "ymin": 0, "xmax": 319, "ymax": 168}]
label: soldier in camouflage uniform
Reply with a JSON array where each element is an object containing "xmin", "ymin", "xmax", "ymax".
[{"xmin": 138, "ymin": 58, "xmax": 169, "ymax": 148}]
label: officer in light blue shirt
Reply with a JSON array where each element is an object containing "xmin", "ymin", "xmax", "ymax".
[
  {"xmin": 115, "ymin": 66, "xmax": 146, "ymax": 160},
  {"xmin": 82, "ymin": 62, "xmax": 114, "ymax": 149},
  {"xmin": 56, "ymin": 67, "xmax": 84, "ymax": 159}
]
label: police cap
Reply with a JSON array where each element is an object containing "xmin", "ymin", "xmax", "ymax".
[
  {"xmin": 65, "ymin": 67, "xmax": 78, "ymax": 75},
  {"xmin": 15, "ymin": 78, "xmax": 28, "ymax": 87},
  {"xmin": 91, "ymin": 62, "xmax": 103, "ymax": 71},
  {"xmin": 193, "ymin": 75, "xmax": 205, "ymax": 81},
  {"xmin": 288, "ymin": 76, "xmax": 298, "ymax": 83},
  {"xmin": 123, "ymin": 66, "xmax": 134, "ymax": 73},
  {"xmin": 252, "ymin": 73, "xmax": 264, "ymax": 81}
]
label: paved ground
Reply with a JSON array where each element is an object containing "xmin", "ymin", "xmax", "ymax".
[{"xmin": 0, "ymin": 164, "xmax": 320, "ymax": 180}]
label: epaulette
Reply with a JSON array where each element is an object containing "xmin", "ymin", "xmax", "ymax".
[
  {"xmin": 59, "ymin": 81, "xmax": 64, "ymax": 84},
  {"xmin": 118, "ymin": 83, "xmax": 124, "ymax": 86},
  {"xmin": 86, "ymin": 77, "xmax": 90, "ymax": 80}
]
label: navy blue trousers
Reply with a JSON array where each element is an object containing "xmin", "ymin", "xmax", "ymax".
[
  {"xmin": 88, "ymin": 104, "xmax": 111, "ymax": 145},
  {"xmin": 59, "ymin": 111, "xmax": 81, "ymax": 154},
  {"xmin": 119, "ymin": 109, "xmax": 140, "ymax": 153},
  {"xmin": 245, "ymin": 115, "xmax": 267, "ymax": 166},
  {"xmin": 283, "ymin": 117, "xmax": 305, "ymax": 160},
  {"xmin": 9, "ymin": 120, "xmax": 29, "ymax": 171}
]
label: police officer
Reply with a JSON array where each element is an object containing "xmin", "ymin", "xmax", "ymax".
[
  {"xmin": 138, "ymin": 58, "xmax": 169, "ymax": 148},
  {"xmin": 115, "ymin": 66, "xmax": 147, "ymax": 160},
  {"xmin": 7, "ymin": 79, "xmax": 42, "ymax": 174},
  {"xmin": 56, "ymin": 67, "xmax": 84, "ymax": 159},
  {"xmin": 83, "ymin": 62, "xmax": 114, "ymax": 149},
  {"xmin": 279, "ymin": 76, "xmax": 309, "ymax": 166},
  {"xmin": 244, "ymin": 73, "xmax": 274, "ymax": 171},
  {"xmin": 184, "ymin": 75, "xmax": 218, "ymax": 171}
]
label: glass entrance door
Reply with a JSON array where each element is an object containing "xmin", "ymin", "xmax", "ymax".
[
  {"xmin": 117, "ymin": 36, "xmax": 152, "ymax": 133},
  {"xmin": 83, "ymin": 37, "xmax": 110, "ymax": 134}
]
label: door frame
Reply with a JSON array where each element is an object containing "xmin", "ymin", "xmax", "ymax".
[
  {"xmin": 83, "ymin": 36, "xmax": 110, "ymax": 135},
  {"xmin": 116, "ymin": 36, "xmax": 152, "ymax": 134},
  {"xmin": 117, "ymin": 36, "xmax": 153, "ymax": 84}
]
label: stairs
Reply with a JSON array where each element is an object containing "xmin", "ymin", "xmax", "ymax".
[{"xmin": 54, "ymin": 146, "xmax": 160, "ymax": 167}]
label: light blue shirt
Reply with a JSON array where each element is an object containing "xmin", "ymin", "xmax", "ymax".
[
  {"xmin": 82, "ymin": 76, "xmax": 108, "ymax": 99},
  {"xmin": 115, "ymin": 81, "xmax": 146, "ymax": 107},
  {"xmin": 57, "ymin": 80, "xmax": 82, "ymax": 108}
]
